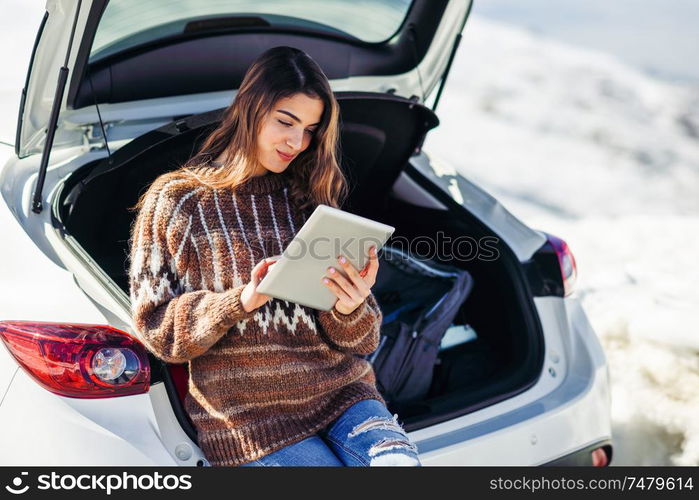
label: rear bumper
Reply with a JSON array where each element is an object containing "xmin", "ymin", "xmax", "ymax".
[{"xmin": 541, "ymin": 439, "xmax": 613, "ymax": 466}]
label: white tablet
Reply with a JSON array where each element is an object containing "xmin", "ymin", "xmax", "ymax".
[{"xmin": 256, "ymin": 204, "xmax": 395, "ymax": 311}]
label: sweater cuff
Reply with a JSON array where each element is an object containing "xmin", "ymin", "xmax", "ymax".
[
  {"xmin": 324, "ymin": 298, "xmax": 369, "ymax": 325},
  {"xmin": 217, "ymin": 285, "xmax": 258, "ymax": 324}
]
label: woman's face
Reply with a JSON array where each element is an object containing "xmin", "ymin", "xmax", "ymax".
[{"xmin": 254, "ymin": 93, "xmax": 324, "ymax": 176}]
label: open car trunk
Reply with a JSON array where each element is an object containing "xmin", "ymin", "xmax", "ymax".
[{"xmin": 57, "ymin": 91, "xmax": 543, "ymax": 437}]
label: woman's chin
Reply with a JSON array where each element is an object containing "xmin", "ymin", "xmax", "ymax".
[
  {"xmin": 271, "ymin": 163, "xmax": 289, "ymax": 173},
  {"xmin": 256, "ymin": 164, "xmax": 278, "ymax": 175}
]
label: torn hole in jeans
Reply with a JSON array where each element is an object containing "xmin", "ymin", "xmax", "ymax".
[
  {"xmin": 348, "ymin": 414, "xmax": 407, "ymax": 438},
  {"xmin": 368, "ymin": 437, "xmax": 419, "ymax": 457}
]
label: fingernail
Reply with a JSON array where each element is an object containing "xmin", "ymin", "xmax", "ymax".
[
  {"xmin": 323, "ymin": 278, "xmax": 329, "ymax": 284},
  {"xmin": 328, "ymin": 267, "xmax": 336, "ymax": 274},
  {"xmin": 339, "ymin": 256, "xmax": 346, "ymax": 264}
]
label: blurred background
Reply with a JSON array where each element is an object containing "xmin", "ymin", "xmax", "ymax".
[{"xmin": 1, "ymin": 1, "xmax": 697, "ymax": 465}]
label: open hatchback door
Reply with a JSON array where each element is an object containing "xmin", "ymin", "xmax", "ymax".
[{"xmin": 17, "ymin": 0, "xmax": 472, "ymax": 159}]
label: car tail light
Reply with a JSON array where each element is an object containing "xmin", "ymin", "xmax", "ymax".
[
  {"xmin": 527, "ymin": 232, "xmax": 578, "ymax": 297},
  {"xmin": 545, "ymin": 233, "xmax": 577, "ymax": 297},
  {"xmin": 0, "ymin": 321, "xmax": 150, "ymax": 398},
  {"xmin": 591, "ymin": 447, "xmax": 610, "ymax": 466}
]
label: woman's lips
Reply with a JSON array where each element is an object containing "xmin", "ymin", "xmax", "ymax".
[{"xmin": 276, "ymin": 150, "xmax": 294, "ymax": 161}]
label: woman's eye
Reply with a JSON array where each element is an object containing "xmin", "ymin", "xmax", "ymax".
[{"xmin": 278, "ymin": 119, "xmax": 315, "ymax": 136}]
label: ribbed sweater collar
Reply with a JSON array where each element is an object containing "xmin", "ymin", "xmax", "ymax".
[{"xmin": 210, "ymin": 161, "xmax": 290, "ymax": 195}]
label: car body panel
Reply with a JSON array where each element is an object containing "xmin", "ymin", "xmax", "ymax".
[
  {"xmin": 0, "ymin": 369, "xmax": 176, "ymax": 465},
  {"xmin": 0, "ymin": 161, "xmax": 107, "ymax": 325},
  {"xmin": 0, "ymin": 348, "xmax": 18, "ymax": 406}
]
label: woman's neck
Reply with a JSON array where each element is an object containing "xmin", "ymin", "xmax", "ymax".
[
  {"xmin": 209, "ymin": 157, "xmax": 289, "ymax": 194},
  {"xmin": 212, "ymin": 154, "xmax": 269, "ymax": 177}
]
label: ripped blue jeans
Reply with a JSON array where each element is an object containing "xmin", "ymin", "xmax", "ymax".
[{"xmin": 239, "ymin": 399, "xmax": 421, "ymax": 466}]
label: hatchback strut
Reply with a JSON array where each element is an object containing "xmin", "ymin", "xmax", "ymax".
[
  {"xmin": 432, "ymin": 0, "xmax": 473, "ymax": 112},
  {"xmin": 32, "ymin": 0, "xmax": 83, "ymax": 214}
]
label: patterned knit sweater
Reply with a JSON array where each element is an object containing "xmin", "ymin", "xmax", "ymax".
[{"xmin": 128, "ymin": 166, "xmax": 385, "ymax": 466}]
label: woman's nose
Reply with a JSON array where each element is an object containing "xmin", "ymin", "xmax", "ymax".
[{"xmin": 285, "ymin": 129, "xmax": 303, "ymax": 150}]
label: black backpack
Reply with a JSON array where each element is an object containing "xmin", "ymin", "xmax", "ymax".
[{"xmin": 364, "ymin": 245, "xmax": 474, "ymax": 405}]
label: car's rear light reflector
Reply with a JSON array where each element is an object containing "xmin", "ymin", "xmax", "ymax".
[
  {"xmin": 545, "ymin": 233, "xmax": 578, "ymax": 297},
  {"xmin": 591, "ymin": 447, "xmax": 610, "ymax": 467},
  {"xmin": 0, "ymin": 321, "xmax": 150, "ymax": 398}
]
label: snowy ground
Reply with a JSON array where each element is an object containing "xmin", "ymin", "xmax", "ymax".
[
  {"xmin": 1, "ymin": 6, "xmax": 697, "ymax": 465},
  {"xmin": 423, "ymin": 17, "xmax": 699, "ymax": 465}
]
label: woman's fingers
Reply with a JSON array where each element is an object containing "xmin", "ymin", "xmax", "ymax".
[
  {"xmin": 323, "ymin": 248, "xmax": 381, "ymax": 303},
  {"xmin": 253, "ymin": 261, "xmax": 267, "ymax": 280},
  {"xmin": 360, "ymin": 246, "xmax": 380, "ymax": 285},
  {"xmin": 336, "ymin": 255, "xmax": 371, "ymax": 295},
  {"xmin": 259, "ymin": 262, "xmax": 274, "ymax": 280},
  {"xmin": 322, "ymin": 276, "xmax": 353, "ymax": 303},
  {"xmin": 252, "ymin": 258, "xmax": 278, "ymax": 284},
  {"xmin": 326, "ymin": 270, "xmax": 364, "ymax": 302},
  {"xmin": 333, "ymin": 260, "xmax": 370, "ymax": 299}
]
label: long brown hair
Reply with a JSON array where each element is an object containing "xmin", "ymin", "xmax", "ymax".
[{"xmin": 132, "ymin": 45, "xmax": 346, "ymax": 214}]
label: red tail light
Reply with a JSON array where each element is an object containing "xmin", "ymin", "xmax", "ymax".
[
  {"xmin": 544, "ymin": 233, "xmax": 578, "ymax": 297},
  {"xmin": 591, "ymin": 447, "xmax": 610, "ymax": 466},
  {"xmin": 0, "ymin": 321, "xmax": 150, "ymax": 398}
]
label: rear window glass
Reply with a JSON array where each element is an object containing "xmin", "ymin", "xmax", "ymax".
[{"xmin": 90, "ymin": 0, "xmax": 413, "ymax": 61}]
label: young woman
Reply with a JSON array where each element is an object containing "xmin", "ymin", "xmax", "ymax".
[{"xmin": 128, "ymin": 46, "xmax": 421, "ymax": 466}]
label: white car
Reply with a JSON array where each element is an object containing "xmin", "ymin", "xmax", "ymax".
[{"xmin": 0, "ymin": 0, "xmax": 612, "ymax": 466}]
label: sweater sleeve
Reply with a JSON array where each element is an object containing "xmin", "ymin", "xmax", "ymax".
[
  {"xmin": 315, "ymin": 292, "xmax": 383, "ymax": 355},
  {"xmin": 128, "ymin": 178, "xmax": 256, "ymax": 364}
]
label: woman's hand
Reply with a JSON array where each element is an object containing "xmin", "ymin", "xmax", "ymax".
[
  {"xmin": 240, "ymin": 257, "xmax": 279, "ymax": 313},
  {"xmin": 321, "ymin": 245, "xmax": 380, "ymax": 315}
]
